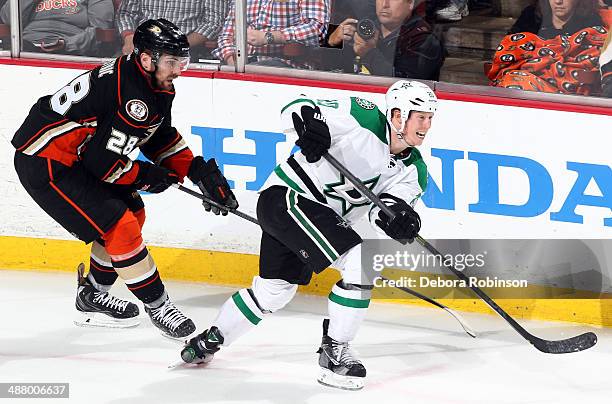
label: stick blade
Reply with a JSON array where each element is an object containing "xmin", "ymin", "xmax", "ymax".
[
  {"xmin": 443, "ymin": 307, "xmax": 477, "ymax": 338},
  {"xmin": 532, "ymin": 332, "xmax": 597, "ymax": 354}
]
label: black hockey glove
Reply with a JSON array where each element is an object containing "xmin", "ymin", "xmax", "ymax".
[
  {"xmin": 188, "ymin": 156, "xmax": 238, "ymax": 216},
  {"xmin": 374, "ymin": 193, "xmax": 421, "ymax": 243},
  {"xmin": 292, "ymin": 105, "xmax": 331, "ymax": 163},
  {"xmin": 134, "ymin": 161, "xmax": 179, "ymax": 193}
]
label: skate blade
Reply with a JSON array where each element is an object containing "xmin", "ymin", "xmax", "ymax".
[
  {"xmin": 317, "ymin": 368, "xmax": 364, "ymax": 391},
  {"xmin": 74, "ymin": 311, "xmax": 140, "ymax": 329},
  {"xmin": 167, "ymin": 357, "xmax": 212, "ymax": 369},
  {"xmin": 167, "ymin": 359, "xmax": 187, "ymax": 369}
]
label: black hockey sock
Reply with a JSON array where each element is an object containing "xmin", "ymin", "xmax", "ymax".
[
  {"xmin": 112, "ymin": 248, "xmax": 166, "ymax": 305},
  {"xmin": 126, "ymin": 271, "xmax": 166, "ymax": 305}
]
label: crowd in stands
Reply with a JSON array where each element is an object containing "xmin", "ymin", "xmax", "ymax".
[{"xmin": 0, "ymin": 0, "xmax": 610, "ymax": 98}]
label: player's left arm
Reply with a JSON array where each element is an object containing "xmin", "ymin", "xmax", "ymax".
[{"xmin": 139, "ymin": 111, "xmax": 238, "ymax": 213}]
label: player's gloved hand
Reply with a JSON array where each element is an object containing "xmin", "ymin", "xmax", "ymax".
[
  {"xmin": 374, "ymin": 193, "xmax": 421, "ymax": 243},
  {"xmin": 134, "ymin": 161, "xmax": 179, "ymax": 193},
  {"xmin": 188, "ymin": 156, "xmax": 238, "ymax": 216},
  {"xmin": 292, "ymin": 105, "xmax": 331, "ymax": 163}
]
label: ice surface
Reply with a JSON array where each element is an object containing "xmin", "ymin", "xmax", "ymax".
[{"xmin": 1, "ymin": 270, "xmax": 610, "ymax": 404}]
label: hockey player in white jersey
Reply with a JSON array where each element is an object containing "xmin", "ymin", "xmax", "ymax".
[{"xmin": 181, "ymin": 80, "xmax": 438, "ymax": 390}]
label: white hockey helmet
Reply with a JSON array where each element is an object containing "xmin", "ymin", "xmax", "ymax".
[{"xmin": 385, "ymin": 80, "xmax": 438, "ymax": 132}]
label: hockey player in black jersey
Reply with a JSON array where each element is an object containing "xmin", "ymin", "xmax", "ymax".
[{"xmin": 12, "ymin": 18, "xmax": 238, "ymax": 339}]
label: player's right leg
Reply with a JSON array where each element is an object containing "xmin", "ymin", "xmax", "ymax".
[
  {"xmin": 182, "ymin": 217, "xmax": 304, "ymax": 362},
  {"xmin": 182, "ymin": 273, "xmax": 298, "ymax": 363},
  {"xmin": 14, "ymin": 153, "xmax": 140, "ymax": 327},
  {"xmin": 13, "ymin": 153, "xmax": 195, "ymax": 337}
]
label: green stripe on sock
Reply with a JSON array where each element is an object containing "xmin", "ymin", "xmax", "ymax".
[
  {"xmin": 328, "ymin": 291, "xmax": 370, "ymax": 308},
  {"xmin": 274, "ymin": 165, "xmax": 305, "ymax": 193},
  {"xmin": 232, "ymin": 292, "xmax": 262, "ymax": 325}
]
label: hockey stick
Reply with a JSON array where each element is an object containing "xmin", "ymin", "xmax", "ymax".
[
  {"xmin": 380, "ymin": 276, "xmax": 476, "ymax": 338},
  {"xmin": 174, "ymin": 183, "xmax": 475, "ymax": 337},
  {"xmin": 172, "ymin": 183, "xmax": 259, "ymax": 225},
  {"xmin": 322, "ymin": 152, "xmax": 597, "ymax": 353}
]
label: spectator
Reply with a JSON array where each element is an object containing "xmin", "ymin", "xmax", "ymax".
[
  {"xmin": 323, "ymin": 0, "xmax": 376, "ymax": 48},
  {"xmin": 509, "ymin": 0, "xmax": 604, "ymax": 39},
  {"xmin": 213, "ymin": 0, "xmax": 329, "ymax": 69},
  {"xmin": 488, "ymin": 0, "xmax": 607, "ymax": 96},
  {"xmin": 326, "ymin": 0, "xmax": 444, "ymax": 80},
  {"xmin": 117, "ymin": 0, "xmax": 228, "ymax": 59},
  {"xmin": 0, "ymin": 0, "xmax": 114, "ymax": 57},
  {"xmin": 601, "ymin": 31, "xmax": 612, "ymax": 96},
  {"xmin": 319, "ymin": 0, "xmax": 375, "ymax": 71}
]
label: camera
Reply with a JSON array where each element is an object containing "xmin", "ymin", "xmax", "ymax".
[{"xmin": 356, "ymin": 19, "xmax": 376, "ymax": 40}]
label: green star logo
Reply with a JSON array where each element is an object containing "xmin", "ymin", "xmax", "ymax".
[{"xmin": 323, "ymin": 174, "xmax": 380, "ymax": 216}]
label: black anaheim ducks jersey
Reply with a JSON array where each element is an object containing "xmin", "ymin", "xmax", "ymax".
[{"xmin": 12, "ymin": 54, "xmax": 194, "ymax": 185}]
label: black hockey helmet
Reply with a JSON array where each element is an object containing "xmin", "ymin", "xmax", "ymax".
[{"xmin": 133, "ymin": 18, "xmax": 190, "ymax": 64}]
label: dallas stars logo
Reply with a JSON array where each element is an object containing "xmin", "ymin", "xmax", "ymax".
[{"xmin": 323, "ymin": 174, "xmax": 380, "ymax": 216}]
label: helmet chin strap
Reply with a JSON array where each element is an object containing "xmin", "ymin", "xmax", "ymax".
[
  {"xmin": 396, "ymin": 132, "xmax": 412, "ymax": 149},
  {"xmin": 391, "ymin": 121, "xmax": 413, "ymax": 150}
]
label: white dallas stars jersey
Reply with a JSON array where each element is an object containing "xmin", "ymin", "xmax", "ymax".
[{"xmin": 262, "ymin": 95, "xmax": 428, "ymax": 227}]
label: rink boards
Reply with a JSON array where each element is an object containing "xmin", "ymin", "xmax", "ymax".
[{"xmin": 0, "ymin": 61, "xmax": 610, "ymax": 326}]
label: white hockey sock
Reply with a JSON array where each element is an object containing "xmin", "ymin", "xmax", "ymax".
[
  {"xmin": 213, "ymin": 288, "xmax": 265, "ymax": 346},
  {"xmin": 327, "ymin": 283, "xmax": 371, "ymax": 343}
]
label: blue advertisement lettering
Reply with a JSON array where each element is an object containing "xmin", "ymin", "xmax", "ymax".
[
  {"xmin": 189, "ymin": 125, "xmax": 610, "ymax": 227},
  {"xmin": 468, "ymin": 152, "xmax": 554, "ymax": 217},
  {"xmin": 550, "ymin": 162, "xmax": 612, "ymax": 227},
  {"xmin": 192, "ymin": 126, "xmax": 286, "ymax": 190},
  {"xmin": 422, "ymin": 148, "xmax": 464, "ymax": 210}
]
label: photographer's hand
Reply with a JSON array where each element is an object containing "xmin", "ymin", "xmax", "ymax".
[
  {"xmin": 328, "ymin": 18, "xmax": 358, "ymax": 47},
  {"xmin": 353, "ymin": 30, "xmax": 379, "ymax": 57}
]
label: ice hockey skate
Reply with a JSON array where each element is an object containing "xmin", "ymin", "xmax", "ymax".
[
  {"xmin": 74, "ymin": 263, "xmax": 140, "ymax": 328},
  {"xmin": 179, "ymin": 326, "xmax": 224, "ymax": 365},
  {"xmin": 316, "ymin": 319, "xmax": 366, "ymax": 390},
  {"xmin": 145, "ymin": 296, "xmax": 196, "ymax": 339}
]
